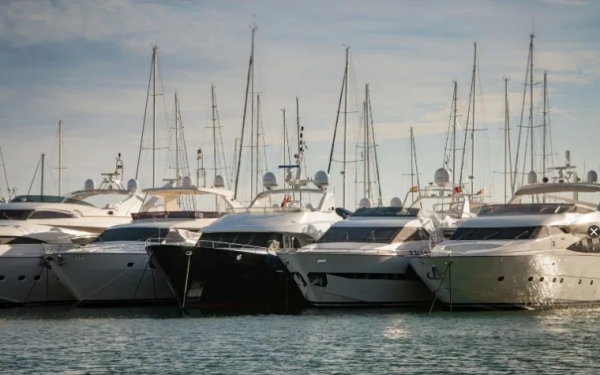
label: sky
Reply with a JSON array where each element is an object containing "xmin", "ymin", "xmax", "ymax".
[{"xmin": 0, "ymin": 0, "xmax": 599, "ymax": 208}]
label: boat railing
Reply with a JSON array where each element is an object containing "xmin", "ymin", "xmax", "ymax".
[
  {"xmin": 198, "ymin": 239, "xmax": 268, "ymax": 253},
  {"xmin": 42, "ymin": 243, "xmax": 85, "ymax": 254},
  {"xmin": 279, "ymin": 247, "xmax": 431, "ymax": 255},
  {"xmin": 226, "ymin": 206, "xmax": 307, "ymax": 215}
]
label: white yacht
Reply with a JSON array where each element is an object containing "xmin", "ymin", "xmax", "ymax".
[
  {"xmin": 147, "ymin": 160, "xmax": 344, "ymax": 312},
  {"xmin": 44, "ymin": 176, "xmax": 241, "ymax": 304},
  {"xmin": 278, "ymin": 177, "xmax": 474, "ymax": 307},
  {"xmin": 409, "ymin": 167, "xmax": 600, "ymax": 310},
  {"xmin": 0, "ymin": 162, "xmax": 145, "ymax": 305}
]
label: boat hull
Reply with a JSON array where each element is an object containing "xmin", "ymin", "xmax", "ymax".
[
  {"xmin": 148, "ymin": 245, "xmax": 307, "ymax": 312},
  {"xmin": 278, "ymin": 252, "xmax": 433, "ymax": 307},
  {"xmin": 409, "ymin": 253, "xmax": 600, "ymax": 309},
  {"xmin": 0, "ymin": 245, "xmax": 74, "ymax": 304},
  {"xmin": 44, "ymin": 252, "xmax": 174, "ymax": 304}
]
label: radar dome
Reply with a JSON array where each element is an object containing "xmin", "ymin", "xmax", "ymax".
[
  {"xmin": 390, "ymin": 197, "xmax": 403, "ymax": 207},
  {"xmin": 587, "ymin": 170, "xmax": 598, "ymax": 183},
  {"xmin": 84, "ymin": 179, "xmax": 96, "ymax": 191},
  {"xmin": 434, "ymin": 168, "xmax": 450, "ymax": 187},
  {"xmin": 314, "ymin": 170, "xmax": 330, "ymax": 189},
  {"xmin": 181, "ymin": 176, "xmax": 193, "ymax": 188},
  {"xmin": 358, "ymin": 197, "xmax": 372, "ymax": 208},
  {"xmin": 127, "ymin": 179, "xmax": 139, "ymax": 192},
  {"xmin": 272, "ymin": 203, "xmax": 279, "ymax": 208},
  {"xmin": 305, "ymin": 203, "xmax": 314, "ymax": 210},
  {"xmin": 263, "ymin": 172, "xmax": 278, "ymax": 190},
  {"xmin": 214, "ymin": 175, "xmax": 225, "ymax": 188},
  {"xmin": 527, "ymin": 171, "xmax": 538, "ymax": 184}
]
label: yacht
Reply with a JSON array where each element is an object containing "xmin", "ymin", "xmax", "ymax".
[
  {"xmin": 44, "ymin": 176, "xmax": 240, "ymax": 304},
  {"xmin": 147, "ymin": 159, "xmax": 343, "ymax": 312},
  {"xmin": 278, "ymin": 172, "xmax": 474, "ymax": 307},
  {"xmin": 0, "ymin": 160, "xmax": 146, "ymax": 305},
  {"xmin": 409, "ymin": 166, "xmax": 600, "ymax": 310}
]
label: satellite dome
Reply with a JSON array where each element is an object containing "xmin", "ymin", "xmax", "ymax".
[
  {"xmin": 434, "ymin": 168, "xmax": 450, "ymax": 187},
  {"xmin": 305, "ymin": 203, "xmax": 314, "ymax": 210},
  {"xmin": 587, "ymin": 170, "xmax": 598, "ymax": 183},
  {"xmin": 263, "ymin": 172, "xmax": 278, "ymax": 190},
  {"xmin": 214, "ymin": 175, "xmax": 225, "ymax": 188},
  {"xmin": 181, "ymin": 176, "xmax": 193, "ymax": 188},
  {"xmin": 314, "ymin": 170, "xmax": 330, "ymax": 189},
  {"xmin": 272, "ymin": 203, "xmax": 279, "ymax": 208},
  {"xmin": 84, "ymin": 179, "xmax": 96, "ymax": 191},
  {"xmin": 390, "ymin": 197, "xmax": 403, "ymax": 207},
  {"xmin": 127, "ymin": 179, "xmax": 139, "ymax": 192},
  {"xmin": 527, "ymin": 171, "xmax": 538, "ymax": 184},
  {"xmin": 358, "ymin": 197, "xmax": 372, "ymax": 208}
]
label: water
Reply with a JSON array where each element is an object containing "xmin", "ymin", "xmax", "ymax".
[{"xmin": 1, "ymin": 306, "xmax": 599, "ymax": 374}]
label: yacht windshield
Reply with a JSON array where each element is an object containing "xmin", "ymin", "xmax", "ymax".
[
  {"xmin": 0, "ymin": 209, "xmax": 34, "ymax": 220},
  {"xmin": 451, "ymin": 226, "xmax": 549, "ymax": 241},
  {"xmin": 11, "ymin": 195, "xmax": 94, "ymax": 207},
  {"xmin": 478, "ymin": 204, "xmax": 578, "ymax": 215},
  {"xmin": 93, "ymin": 227, "xmax": 171, "ymax": 242},
  {"xmin": 317, "ymin": 226, "xmax": 427, "ymax": 244},
  {"xmin": 351, "ymin": 207, "xmax": 420, "ymax": 217}
]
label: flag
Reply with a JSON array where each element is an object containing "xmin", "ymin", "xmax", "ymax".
[
  {"xmin": 197, "ymin": 148, "xmax": 203, "ymax": 160},
  {"xmin": 476, "ymin": 189, "xmax": 484, "ymax": 195},
  {"xmin": 410, "ymin": 186, "xmax": 418, "ymax": 192},
  {"xmin": 454, "ymin": 187, "xmax": 462, "ymax": 194}
]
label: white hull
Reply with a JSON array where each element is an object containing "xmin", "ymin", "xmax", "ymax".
[
  {"xmin": 0, "ymin": 245, "xmax": 74, "ymax": 304},
  {"xmin": 45, "ymin": 251, "xmax": 174, "ymax": 303},
  {"xmin": 409, "ymin": 252, "xmax": 600, "ymax": 308},
  {"xmin": 279, "ymin": 252, "xmax": 433, "ymax": 306}
]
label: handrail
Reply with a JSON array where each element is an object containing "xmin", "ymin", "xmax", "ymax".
[{"xmin": 198, "ymin": 239, "xmax": 268, "ymax": 253}]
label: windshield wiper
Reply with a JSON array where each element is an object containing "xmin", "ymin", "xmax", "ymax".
[
  {"xmin": 482, "ymin": 231, "xmax": 500, "ymax": 240},
  {"xmin": 454, "ymin": 230, "xmax": 474, "ymax": 241},
  {"xmin": 514, "ymin": 230, "xmax": 530, "ymax": 240}
]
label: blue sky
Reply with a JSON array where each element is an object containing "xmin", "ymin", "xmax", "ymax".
[{"xmin": 0, "ymin": 0, "xmax": 599, "ymax": 207}]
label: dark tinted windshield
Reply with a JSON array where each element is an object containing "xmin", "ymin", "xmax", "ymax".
[
  {"xmin": 93, "ymin": 227, "xmax": 170, "ymax": 242},
  {"xmin": 478, "ymin": 204, "xmax": 576, "ymax": 215},
  {"xmin": 317, "ymin": 226, "xmax": 428, "ymax": 244},
  {"xmin": 10, "ymin": 195, "xmax": 94, "ymax": 207},
  {"xmin": 450, "ymin": 226, "xmax": 548, "ymax": 241},
  {"xmin": 351, "ymin": 207, "xmax": 420, "ymax": 217},
  {"xmin": 200, "ymin": 232, "xmax": 282, "ymax": 247},
  {"xmin": 0, "ymin": 209, "xmax": 34, "ymax": 220}
]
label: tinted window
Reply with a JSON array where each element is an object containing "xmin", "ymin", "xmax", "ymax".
[
  {"xmin": 200, "ymin": 232, "xmax": 282, "ymax": 247},
  {"xmin": 30, "ymin": 210, "xmax": 74, "ymax": 219},
  {"xmin": 450, "ymin": 226, "xmax": 548, "ymax": 241},
  {"xmin": 0, "ymin": 209, "xmax": 34, "ymax": 220},
  {"xmin": 93, "ymin": 227, "xmax": 170, "ymax": 242},
  {"xmin": 0, "ymin": 236, "xmax": 46, "ymax": 244},
  {"xmin": 318, "ymin": 227, "xmax": 402, "ymax": 244}
]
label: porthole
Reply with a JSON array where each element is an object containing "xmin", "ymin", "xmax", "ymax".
[
  {"xmin": 579, "ymin": 279, "xmax": 582, "ymax": 285},
  {"xmin": 539, "ymin": 277, "xmax": 544, "ymax": 282},
  {"xmin": 127, "ymin": 262, "xmax": 134, "ymax": 268},
  {"xmin": 528, "ymin": 277, "xmax": 533, "ymax": 282},
  {"xmin": 560, "ymin": 278, "xmax": 564, "ymax": 283},
  {"xmin": 33, "ymin": 275, "xmax": 41, "ymax": 281},
  {"xmin": 498, "ymin": 276, "xmax": 504, "ymax": 282},
  {"xmin": 552, "ymin": 278, "xmax": 557, "ymax": 283},
  {"xmin": 17, "ymin": 275, "xmax": 26, "ymax": 282},
  {"xmin": 591, "ymin": 280, "xmax": 594, "ymax": 285},
  {"xmin": 0, "ymin": 275, "xmax": 5, "ymax": 281}
]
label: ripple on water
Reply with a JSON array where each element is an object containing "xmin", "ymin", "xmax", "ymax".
[{"xmin": 0, "ymin": 307, "xmax": 600, "ymax": 374}]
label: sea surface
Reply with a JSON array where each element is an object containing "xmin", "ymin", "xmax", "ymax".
[{"xmin": 0, "ymin": 306, "xmax": 599, "ymax": 375}]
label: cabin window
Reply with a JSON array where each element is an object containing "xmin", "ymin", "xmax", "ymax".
[
  {"xmin": 199, "ymin": 232, "xmax": 283, "ymax": 248},
  {"xmin": 0, "ymin": 209, "xmax": 34, "ymax": 220},
  {"xmin": 317, "ymin": 227, "xmax": 406, "ymax": 244},
  {"xmin": 450, "ymin": 226, "xmax": 549, "ymax": 241},
  {"xmin": 393, "ymin": 227, "xmax": 429, "ymax": 242},
  {"xmin": 93, "ymin": 227, "xmax": 170, "ymax": 242},
  {"xmin": 29, "ymin": 210, "xmax": 75, "ymax": 219}
]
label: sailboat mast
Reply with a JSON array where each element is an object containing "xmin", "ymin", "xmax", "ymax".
[
  {"xmin": 234, "ymin": 26, "xmax": 256, "ymax": 200},
  {"xmin": 327, "ymin": 47, "xmax": 349, "ymax": 174},
  {"xmin": 504, "ymin": 78, "xmax": 509, "ymax": 203},
  {"xmin": 363, "ymin": 98, "xmax": 367, "ymax": 200},
  {"xmin": 296, "ymin": 97, "xmax": 301, "ymax": 178},
  {"xmin": 152, "ymin": 46, "xmax": 157, "ymax": 188},
  {"xmin": 211, "ymin": 84, "xmax": 218, "ymax": 183},
  {"xmin": 365, "ymin": 84, "xmax": 371, "ymax": 201},
  {"xmin": 367, "ymin": 89, "xmax": 383, "ymax": 206},
  {"xmin": 40, "ymin": 153, "xmax": 45, "ymax": 197},
  {"xmin": 256, "ymin": 94, "xmax": 261, "ymax": 192},
  {"xmin": 174, "ymin": 93, "xmax": 180, "ymax": 183},
  {"xmin": 342, "ymin": 47, "xmax": 349, "ymax": 208},
  {"xmin": 250, "ymin": 26, "xmax": 256, "ymax": 198},
  {"xmin": 470, "ymin": 42, "xmax": 477, "ymax": 197},
  {"xmin": 529, "ymin": 34, "xmax": 535, "ymax": 174},
  {"xmin": 282, "ymin": 108, "xmax": 287, "ymax": 184},
  {"xmin": 58, "ymin": 120, "xmax": 62, "ymax": 195},
  {"xmin": 410, "ymin": 127, "xmax": 415, "ymax": 203},
  {"xmin": 542, "ymin": 71, "xmax": 547, "ymax": 179},
  {"xmin": 452, "ymin": 81, "xmax": 458, "ymax": 188}
]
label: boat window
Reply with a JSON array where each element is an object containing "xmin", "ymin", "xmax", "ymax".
[
  {"xmin": 351, "ymin": 207, "xmax": 420, "ymax": 217},
  {"xmin": 0, "ymin": 236, "xmax": 46, "ymax": 244},
  {"xmin": 10, "ymin": 195, "xmax": 95, "ymax": 207},
  {"xmin": 317, "ymin": 227, "xmax": 402, "ymax": 244},
  {"xmin": 199, "ymin": 232, "xmax": 283, "ymax": 247},
  {"xmin": 93, "ymin": 227, "xmax": 170, "ymax": 242},
  {"xmin": 478, "ymin": 204, "xmax": 575, "ymax": 216},
  {"xmin": 393, "ymin": 227, "xmax": 429, "ymax": 242},
  {"xmin": 450, "ymin": 226, "xmax": 549, "ymax": 241},
  {"xmin": 29, "ymin": 210, "xmax": 75, "ymax": 219},
  {"xmin": 0, "ymin": 209, "xmax": 34, "ymax": 220}
]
